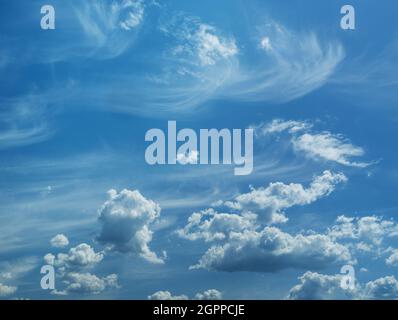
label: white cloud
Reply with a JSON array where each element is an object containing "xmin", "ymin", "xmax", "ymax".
[
  {"xmin": 177, "ymin": 208, "xmax": 257, "ymax": 242},
  {"xmin": 148, "ymin": 291, "xmax": 188, "ymax": 300},
  {"xmin": 191, "ymin": 227, "xmax": 352, "ymax": 273},
  {"xmin": 50, "ymin": 234, "xmax": 69, "ymax": 248},
  {"xmin": 75, "ymin": 0, "xmax": 145, "ymax": 59},
  {"xmin": 195, "ymin": 289, "xmax": 223, "ymax": 300},
  {"xmin": 60, "ymin": 272, "xmax": 119, "ymax": 295},
  {"xmin": 97, "ymin": 189, "xmax": 164, "ymax": 264},
  {"xmin": 293, "ymin": 133, "xmax": 370, "ymax": 168},
  {"xmin": 194, "ymin": 24, "xmax": 238, "ymax": 66},
  {"xmin": 256, "ymin": 119, "xmax": 373, "ymax": 168},
  {"xmin": 288, "ymin": 272, "xmax": 398, "ymax": 300},
  {"xmin": 220, "ymin": 22, "xmax": 344, "ymax": 103},
  {"xmin": 364, "ymin": 276, "xmax": 398, "ymax": 299},
  {"xmin": 52, "ymin": 243, "xmax": 104, "ymax": 269},
  {"xmin": 119, "ymin": 0, "xmax": 145, "ymax": 31},
  {"xmin": 44, "ymin": 253, "xmax": 55, "ymax": 266},
  {"xmin": 386, "ymin": 249, "xmax": 398, "ymax": 267},
  {"xmin": 0, "ymin": 283, "xmax": 17, "ymax": 297},
  {"xmin": 89, "ymin": 17, "xmax": 344, "ymax": 116},
  {"xmin": 44, "ymin": 236, "xmax": 119, "ymax": 296},
  {"xmin": 253, "ymin": 119, "xmax": 312, "ymax": 136},
  {"xmin": 148, "ymin": 289, "xmax": 223, "ymax": 300},
  {"xmin": 286, "ymin": 271, "xmax": 356, "ymax": 300},
  {"xmin": 260, "ymin": 37, "xmax": 272, "ymax": 51},
  {"xmin": 178, "ymin": 171, "xmax": 349, "ymax": 273},
  {"xmin": 328, "ymin": 215, "xmax": 398, "ymax": 246},
  {"xmin": 227, "ymin": 170, "xmax": 347, "ymax": 224}
]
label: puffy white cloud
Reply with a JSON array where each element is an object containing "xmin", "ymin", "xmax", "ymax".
[
  {"xmin": 227, "ymin": 171, "xmax": 347, "ymax": 224},
  {"xmin": 60, "ymin": 272, "xmax": 119, "ymax": 295},
  {"xmin": 50, "ymin": 234, "xmax": 69, "ymax": 248},
  {"xmin": 364, "ymin": 276, "xmax": 398, "ymax": 299},
  {"xmin": 148, "ymin": 291, "xmax": 188, "ymax": 300},
  {"xmin": 191, "ymin": 227, "xmax": 352, "ymax": 273},
  {"xmin": 286, "ymin": 271, "xmax": 356, "ymax": 300},
  {"xmin": 119, "ymin": 0, "xmax": 145, "ymax": 31},
  {"xmin": 148, "ymin": 289, "xmax": 223, "ymax": 300},
  {"xmin": 178, "ymin": 172, "xmax": 349, "ymax": 274},
  {"xmin": 44, "ymin": 253, "xmax": 55, "ymax": 265},
  {"xmin": 97, "ymin": 189, "xmax": 164, "ymax": 264},
  {"xmin": 51, "ymin": 243, "xmax": 103, "ymax": 269},
  {"xmin": 195, "ymin": 289, "xmax": 223, "ymax": 300},
  {"xmin": 386, "ymin": 249, "xmax": 398, "ymax": 267},
  {"xmin": 328, "ymin": 215, "xmax": 398, "ymax": 246},
  {"xmin": 44, "ymin": 235, "xmax": 120, "ymax": 296},
  {"xmin": 177, "ymin": 209, "xmax": 257, "ymax": 242},
  {"xmin": 288, "ymin": 272, "xmax": 398, "ymax": 300},
  {"xmin": 0, "ymin": 283, "xmax": 17, "ymax": 297}
]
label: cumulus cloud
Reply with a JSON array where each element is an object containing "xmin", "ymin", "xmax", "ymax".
[
  {"xmin": 191, "ymin": 227, "xmax": 352, "ymax": 273},
  {"xmin": 178, "ymin": 172, "xmax": 350, "ymax": 273},
  {"xmin": 44, "ymin": 237, "xmax": 119, "ymax": 296},
  {"xmin": 328, "ymin": 215, "xmax": 398, "ymax": 247},
  {"xmin": 195, "ymin": 289, "xmax": 223, "ymax": 300},
  {"xmin": 255, "ymin": 119, "xmax": 373, "ymax": 168},
  {"xmin": 286, "ymin": 271, "xmax": 356, "ymax": 300},
  {"xmin": 51, "ymin": 243, "xmax": 104, "ymax": 270},
  {"xmin": 148, "ymin": 291, "xmax": 188, "ymax": 300},
  {"xmin": 178, "ymin": 172, "xmax": 346, "ymax": 242},
  {"xmin": 226, "ymin": 170, "xmax": 347, "ymax": 224},
  {"xmin": 50, "ymin": 234, "xmax": 69, "ymax": 248},
  {"xmin": 97, "ymin": 189, "xmax": 164, "ymax": 264},
  {"xmin": 177, "ymin": 208, "xmax": 257, "ymax": 242},
  {"xmin": 148, "ymin": 289, "xmax": 222, "ymax": 300},
  {"xmin": 56, "ymin": 272, "xmax": 119, "ymax": 295},
  {"xmin": 288, "ymin": 272, "xmax": 398, "ymax": 300},
  {"xmin": 0, "ymin": 283, "xmax": 17, "ymax": 297},
  {"xmin": 364, "ymin": 276, "xmax": 398, "ymax": 299},
  {"xmin": 386, "ymin": 249, "xmax": 398, "ymax": 267}
]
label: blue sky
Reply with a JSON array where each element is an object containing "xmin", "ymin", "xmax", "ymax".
[{"xmin": 1, "ymin": 0, "xmax": 398, "ymax": 300}]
